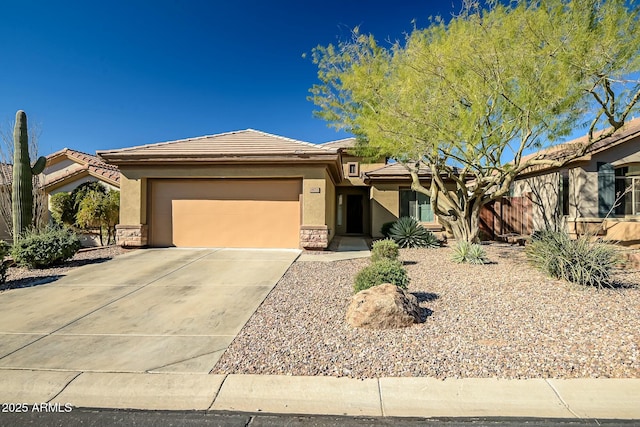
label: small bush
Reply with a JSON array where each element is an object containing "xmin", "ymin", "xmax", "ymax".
[
  {"xmin": 525, "ymin": 230, "xmax": 618, "ymax": 287},
  {"xmin": 451, "ymin": 240, "xmax": 487, "ymax": 264},
  {"xmin": 380, "ymin": 221, "xmax": 396, "ymax": 238},
  {"xmin": 354, "ymin": 259, "xmax": 409, "ymax": 293},
  {"xmin": 0, "ymin": 241, "xmax": 10, "ymax": 285},
  {"xmin": 371, "ymin": 238, "xmax": 399, "ymax": 262},
  {"xmin": 390, "ymin": 217, "xmax": 439, "ymax": 248},
  {"xmin": 11, "ymin": 226, "xmax": 81, "ymax": 269},
  {"xmin": 422, "ymin": 230, "xmax": 441, "ymax": 248}
]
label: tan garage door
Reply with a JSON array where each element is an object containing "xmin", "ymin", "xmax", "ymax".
[{"xmin": 149, "ymin": 179, "xmax": 301, "ymax": 248}]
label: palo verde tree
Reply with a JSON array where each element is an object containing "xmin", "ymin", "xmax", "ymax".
[{"xmin": 309, "ymin": 0, "xmax": 640, "ymax": 242}]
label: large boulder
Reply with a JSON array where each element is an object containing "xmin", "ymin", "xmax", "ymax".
[{"xmin": 346, "ymin": 283, "xmax": 422, "ymax": 329}]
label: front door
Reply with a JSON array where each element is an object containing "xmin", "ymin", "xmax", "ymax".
[{"xmin": 346, "ymin": 194, "xmax": 364, "ymax": 234}]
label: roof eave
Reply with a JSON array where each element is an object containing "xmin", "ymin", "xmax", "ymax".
[
  {"xmin": 98, "ymin": 153, "xmax": 344, "ymax": 183},
  {"xmin": 97, "ymin": 152, "xmax": 337, "ymax": 163},
  {"xmin": 44, "ymin": 168, "xmax": 120, "ymax": 192},
  {"xmin": 516, "ymin": 155, "xmax": 592, "ymax": 179}
]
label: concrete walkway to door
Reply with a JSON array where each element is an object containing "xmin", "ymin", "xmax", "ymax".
[{"xmin": 0, "ymin": 248, "xmax": 299, "ymax": 374}]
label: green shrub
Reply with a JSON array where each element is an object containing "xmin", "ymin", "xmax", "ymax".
[
  {"xmin": 354, "ymin": 259, "xmax": 409, "ymax": 293},
  {"xmin": 451, "ymin": 240, "xmax": 487, "ymax": 264},
  {"xmin": 11, "ymin": 226, "xmax": 81, "ymax": 269},
  {"xmin": 0, "ymin": 241, "xmax": 10, "ymax": 285},
  {"xmin": 380, "ymin": 221, "xmax": 396, "ymax": 238},
  {"xmin": 49, "ymin": 192, "xmax": 74, "ymax": 226},
  {"xmin": 371, "ymin": 238, "xmax": 400, "ymax": 262},
  {"xmin": 389, "ymin": 217, "xmax": 439, "ymax": 248},
  {"xmin": 422, "ymin": 230, "xmax": 441, "ymax": 248},
  {"xmin": 525, "ymin": 230, "xmax": 618, "ymax": 287}
]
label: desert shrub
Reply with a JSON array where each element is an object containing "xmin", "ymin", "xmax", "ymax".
[
  {"xmin": 525, "ymin": 230, "xmax": 618, "ymax": 287},
  {"xmin": 390, "ymin": 217, "xmax": 439, "ymax": 248},
  {"xmin": 371, "ymin": 238, "xmax": 399, "ymax": 262},
  {"xmin": 354, "ymin": 259, "xmax": 409, "ymax": 293},
  {"xmin": 451, "ymin": 240, "xmax": 487, "ymax": 264},
  {"xmin": 422, "ymin": 230, "xmax": 441, "ymax": 248},
  {"xmin": 380, "ymin": 221, "xmax": 396, "ymax": 238},
  {"xmin": 0, "ymin": 241, "xmax": 9, "ymax": 285},
  {"xmin": 11, "ymin": 226, "xmax": 81, "ymax": 269}
]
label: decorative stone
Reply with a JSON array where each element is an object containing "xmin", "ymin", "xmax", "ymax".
[
  {"xmin": 116, "ymin": 224, "xmax": 148, "ymax": 248},
  {"xmin": 346, "ymin": 283, "xmax": 422, "ymax": 329},
  {"xmin": 300, "ymin": 225, "xmax": 328, "ymax": 249}
]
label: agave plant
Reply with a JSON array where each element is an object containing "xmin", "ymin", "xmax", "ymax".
[
  {"xmin": 389, "ymin": 217, "xmax": 439, "ymax": 248},
  {"xmin": 451, "ymin": 240, "xmax": 487, "ymax": 264}
]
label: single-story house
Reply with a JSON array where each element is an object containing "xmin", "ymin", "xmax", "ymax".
[
  {"xmin": 97, "ymin": 129, "xmax": 456, "ymax": 249},
  {"xmin": 511, "ymin": 116, "xmax": 640, "ymax": 245}
]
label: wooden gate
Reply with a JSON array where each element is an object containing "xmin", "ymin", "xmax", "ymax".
[{"xmin": 479, "ymin": 195, "xmax": 533, "ymax": 240}]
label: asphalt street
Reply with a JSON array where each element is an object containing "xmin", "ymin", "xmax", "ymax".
[{"xmin": 0, "ymin": 409, "xmax": 637, "ymax": 427}]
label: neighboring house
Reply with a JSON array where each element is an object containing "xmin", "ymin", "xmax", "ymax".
[
  {"xmin": 97, "ymin": 129, "xmax": 457, "ymax": 249},
  {"xmin": 0, "ymin": 163, "xmax": 12, "ymax": 241},
  {"xmin": 44, "ymin": 148, "xmax": 120, "ymax": 196},
  {"xmin": 511, "ymin": 117, "xmax": 640, "ymax": 246},
  {"xmin": 44, "ymin": 148, "xmax": 120, "ymax": 246},
  {"xmin": 0, "ymin": 149, "xmax": 121, "ymax": 244}
]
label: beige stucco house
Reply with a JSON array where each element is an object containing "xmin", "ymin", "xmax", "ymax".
[
  {"xmin": 512, "ymin": 117, "xmax": 640, "ymax": 246},
  {"xmin": 98, "ymin": 129, "xmax": 451, "ymax": 249}
]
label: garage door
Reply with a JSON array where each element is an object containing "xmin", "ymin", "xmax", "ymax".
[{"xmin": 149, "ymin": 179, "xmax": 301, "ymax": 248}]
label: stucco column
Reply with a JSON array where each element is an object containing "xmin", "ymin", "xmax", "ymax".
[
  {"xmin": 116, "ymin": 175, "xmax": 147, "ymax": 247},
  {"xmin": 300, "ymin": 176, "xmax": 329, "ymax": 249}
]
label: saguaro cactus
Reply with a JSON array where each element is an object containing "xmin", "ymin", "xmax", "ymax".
[{"xmin": 12, "ymin": 110, "xmax": 46, "ymax": 242}]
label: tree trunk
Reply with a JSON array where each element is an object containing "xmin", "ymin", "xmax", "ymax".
[{"xmin": 433, "ymin": 196, "xmax": 482, "ymax": 243}]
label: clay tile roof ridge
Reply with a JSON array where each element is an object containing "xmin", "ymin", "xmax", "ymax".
[
  {"xmin": 98, "ymin": 129, "xmax": 337, "ymax": 154},
  {"xmin": 244, "ymin": 128, "xmax": 337, "ymax": 152},
  {"xmin": 320, "ymin": 137, "xmax": 356, "ymax": 145},
  {"xmin": 64, "ymin": 148, "xmax": 119, "ymax": 170}
]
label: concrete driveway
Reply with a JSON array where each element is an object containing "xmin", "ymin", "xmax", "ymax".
[{"xmin": 0, "ymin": 248, "xmax": 299, "ymax": 374}]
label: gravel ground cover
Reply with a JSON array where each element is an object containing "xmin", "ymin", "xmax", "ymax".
[
  {"xmin": 1, "ymin": 246, "xmax": 132, "ymax": 291},
  {"xmin": 213, "ymin": 243, "xmax": 640, "ymax": 379}
]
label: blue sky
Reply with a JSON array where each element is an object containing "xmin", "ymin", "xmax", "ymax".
[{"xmin": 0, "ymin": 1, "xmax": 464, "ymax": 156}]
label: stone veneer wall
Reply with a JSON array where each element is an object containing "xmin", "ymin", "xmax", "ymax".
[
  {"xmin": 300, "ymin": 225, "xmax": 328, "ymax": 249},
  {"xmin": 116, "ymin": 224, "xmax": 148, "ymax": 248}
]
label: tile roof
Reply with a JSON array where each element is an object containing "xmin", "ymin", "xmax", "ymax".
[
  {"xmin": 0, "ymin": 163, "xmax": 11, "ymax": 186},
  {"xmin": 98, "ymin": 129, "xmax": 338, "ymax": 162},
  {"xmin": 364, "ymin": 162, "xmax": 461, "ymax": 181},
  {"xmin": 521, "ymin": 116, "xmax": 640, "ymax": 164},
  {"xmin": 319, "ymin": 137, "xmax": 357, "ymax": 150},
  {"xmin": 45, "ymin": 148, "xmax": 120, "ymax": 187}
]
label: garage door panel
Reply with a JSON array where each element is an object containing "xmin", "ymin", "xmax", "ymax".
[
  {"xmin": 171, "ymin": 200, "xmax": 300, "ymax": 248},
  {"xmin": 149, "ymin": 179, "xmax": 301, "ymax": 248}
]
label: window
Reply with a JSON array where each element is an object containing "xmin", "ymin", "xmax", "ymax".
[
  {"xmin": 614, "ymin": 167, "xmax": 640, "ymax": 216},
  {"xmin": 558, "ymin": 172, "xmax": 569, "ymax": 216},
  {"xmin": 400, "ymin": 190, "xmax": 434, "ymax": 222},
  {"xmin": 347, "ymin": 162, "xmax": 359, "ymax": 177}
]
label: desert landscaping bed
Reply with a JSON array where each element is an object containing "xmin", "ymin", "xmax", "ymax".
[{"xmin": 213, "ymin": 243, "xmax": 640, "ymax": 379}]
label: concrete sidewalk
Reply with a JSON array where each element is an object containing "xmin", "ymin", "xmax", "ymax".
[
  {"xmin": 1, "ymin": 370, "xmax": 638, "ymax": 420},
  {"xmin": 298, "ymin": 236, "xmax": 371, "ymax": 262}
]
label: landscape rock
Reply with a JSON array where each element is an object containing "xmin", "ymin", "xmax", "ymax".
[{"xmin": 346, "ymin": 283, "xmax": 422, "ymax": 329}]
